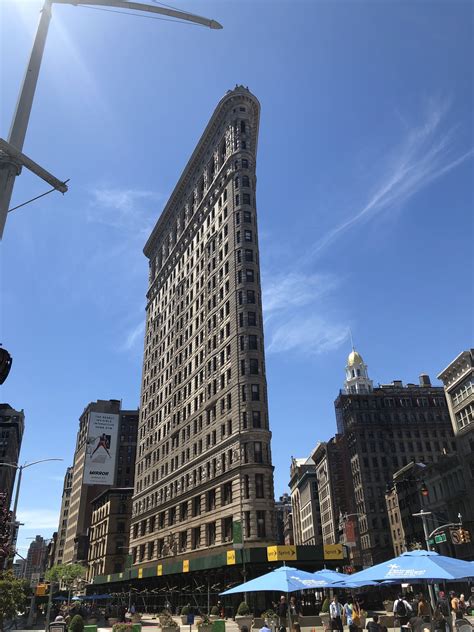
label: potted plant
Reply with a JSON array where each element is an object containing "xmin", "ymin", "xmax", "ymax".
[
  {"xmin": 319, "ymin": 598, "xmax": 330, "ymax": 631},
  {"xmin": 210, "ymin": 606, "xmax": 220, "ymax": 621},
  {"xmin": 160, "ymin": 612, "xmax": 179, "ymax": 632},
  {"xmin": 235, "ymin": 602, "xmax": 252, "ymax": 631},
  {"xmin": 69, "ymin": 614, "xmax": 85, "ymax": 632},
  {"xmin": 197, "ymin": 614, "xmax": 213, "ymax": 632},
  {"xmin": 113, "ymin": 625, "xmax": 134, "ymax": 632},
  {"xmin": 181, "ymin": 605, "xmax": 191, "ymax": 625},
  {"xmin": 262, "ymin": 610, "xmax": 277, "ymax": 625}
]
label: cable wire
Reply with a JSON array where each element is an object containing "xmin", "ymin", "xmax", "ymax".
[
  {"xmin": 8, "ymin": 179, "xmax": 70, "ymax": 213},
  {"xmin": 76, "ymin": 4, "xmax": 202, "ymax": 25}
]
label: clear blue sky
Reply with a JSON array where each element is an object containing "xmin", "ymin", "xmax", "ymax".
[{"xmin": 1, "ymin": 0, "xmax": 472, "ymax": 557}]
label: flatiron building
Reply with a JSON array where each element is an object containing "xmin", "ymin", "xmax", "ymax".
[{"xmin": 130, "ymin": 86, "xmax": 276, "ymax": 567}]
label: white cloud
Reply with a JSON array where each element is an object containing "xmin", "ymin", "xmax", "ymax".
[
  {"xmin": 267, "ymin": 315, "xmax": 349, "ymax": 355},
  {"xmin": 308, "ymin": 98, "xmax": 474, "ymax": 258},
  {"xmin": 120, "ymin": 321, "xmax": 145, "ymax": 352},
  {"xmin": 262, "ymin": 272, "xmax": 339, "ymax": 315},
  {"xmin": 88, "ymin": 187, "xmax": 162, "ymax": 233},
  {"xmin": 262, "ymin": 270, "xmax": 349, "ymax": 356},
  {"xmin": 17, "ymin": 509, "xmax": 59, "ymax": 530}
]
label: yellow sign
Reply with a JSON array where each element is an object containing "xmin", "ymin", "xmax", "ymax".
[
  {"xmin": 36, "ymin": 584, "xmax": 47, "ymax": 596},
  {"xmin": 267, "ymin": 545, "xmax": 297, "ymax": 562},
  {"xmin": 138, "ymin": 568, "xmax": 143, "ymax": 579},
  {"xmin": 227, "ymin": 550, "xmax": 236, "ymax": 565},
  {"xmin": 157, "ymin": 564, "xmax": 163, "ymax": 576},
  {"xmin": 183, "ymin": 559, "xmax": 189, "ymax": 573},
  {"xmin": 324, "ymin": 544, "xmax": 344, "ymax": 560},
  {"xmin": 107, "ymin": 574, "xmax": 111, "ymax": 582}
]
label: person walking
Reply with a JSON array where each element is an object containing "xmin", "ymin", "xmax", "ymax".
[
  {"xmin": 330, "ymin": 596, "xmax": 343, "ymax": 632},
  {"xmin": 417, "ymin": 595, "xmax": 431, "ymax": 623},
  {"xmin": 393, "ymin": 594, "xmax": 412, "ymax": 632},
  {"xmin": 277, "ymin": 595, "xmax": 288, "ymax": 631},
  {"xmin": 436, "ymin": 592, "xmax": 452, "ymax": 632}
]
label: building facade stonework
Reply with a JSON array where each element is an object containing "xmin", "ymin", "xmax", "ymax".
[
  {"xmin": 289, "ymin": 457, "xmax": 322, "ymax": 546},
  {"xmin": 130, "ymin": 87, "xmax": 276, "ymax": 568}
]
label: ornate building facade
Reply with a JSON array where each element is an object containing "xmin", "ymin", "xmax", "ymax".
[{"xmin": 129, "ymin": 87, "xmax": 276, "ymax": 568}]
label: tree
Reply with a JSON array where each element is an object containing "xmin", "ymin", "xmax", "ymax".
[
  {"xmin": 45, "ymin": 564, "xmax": 85, "ymax": 605},
  {"xmin": 0, "ymin": 570, "xmax": 29, "ymax": 630}
]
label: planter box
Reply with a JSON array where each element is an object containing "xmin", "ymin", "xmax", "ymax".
[
  {"xmin": 181, "ymin": 616, "xmax": 190, "ymax": 625},
  {"xmin": 163, "ymin": 627, "xmax": 179, "ymax": 632},
  {"xmin": 198, "ymin": 625, "xmax": 213, "ymax": 632},
  {"xmin": 235, "ymin": 615, "xmax": 253, "ymax": 632}
]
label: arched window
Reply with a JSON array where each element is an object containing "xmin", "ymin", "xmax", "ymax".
[{"xmin": 240, "ymin": 120, "xmax": 246, "ymax": 133}]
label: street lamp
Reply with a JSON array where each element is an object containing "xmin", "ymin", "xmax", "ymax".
[
  {"xmin": 0, "ymin": 0, "xmax": 223, "ymax": 239},
  {"xmin": 0, "ymin": 458, "xmax": 63, "ymax": 566}
]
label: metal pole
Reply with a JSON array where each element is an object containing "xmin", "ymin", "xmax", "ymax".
[
  {"xmin": 45, "ymin": 580, "xmax": 55, "ymax": 631},
  {"xmin": 414, "ymin": 510, "xmax": 436, "ymax": 611},
  {"xmin": 0, "ymin": 0, "xmax": 53, "ymax": 239}
]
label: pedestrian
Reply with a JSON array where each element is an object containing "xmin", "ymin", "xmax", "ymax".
[
  {"xmin": 458, "ymin": 595, "xmax": 468, "ymax": 615},
  {"xmin": 436, "ymin": 593, "xmax": 451, "ymax": 632},
  {"xmin": 417, "ymin": 595, "xmax": 431, "ymax": 622},
  {"xmin": 393, "ymin": 594, "xmax": 413, "ymax": 632},
  {"xmin": 366, "ymin": 614, "xmax": 386, "ymax": 632},
  {"xmin": 432, "ymin": 606, "xmax": 448, "ymax": 632},
  {"xmin": 277, "ymin": 595, "xmax": 288, "ymax": 630},
  {"xmin": 330, "ymin": 596, "xmax": 343, "ymax": 632}
]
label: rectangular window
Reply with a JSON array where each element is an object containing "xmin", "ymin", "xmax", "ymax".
[
  {"xmin": 249, "ymin": 358, "xmax": 259, "ymax": 375},
  {"xmin": 243, "ymin": 193, "xmax": 251, "ymax": 205},
  {"xmin": 192, "ymin": 495, "xmax": 201, "ymax": 517},
  {"xmin": 244, "ymin": 230, "xmax": 252, "ymax": 242},
  {"xmin": 245, "ymin": 269, "xmax": 254, "ymax": 282},
  {"xmin": 192, "ymin": 526, "xmax": 201, "ymax": 549},
  {"xmin": 256, "ymin": 510, "xmax": 266, "ymax": 537},
  {"xmin": 255, "ymin": 473, "xmax": 264, "ymax": 498},
  {"xmin": 252, "ymin": 410, "xmax": 261, "ymax": 428},
  {"xmin": 222, "ymin": 481, "xmax": 233, "ymax": 505},
  {"xmin": 248, "ymin": 335, "xmax": 258, "ymax": 350},
  {"xmin": 207, "ymin": 522, "xmax": 216, "ymax": 546},
  {"xmin": 242, "ymin": 176, "xmax": 250, "ymax": 188},
  {"xmin": 207, "ymin": 488, "xmax": 216, "ymax": 511},
  {"xmin": 247, "ymin": 312, "xmax": 256, "ymax": 326},
  {"xmin": 254, "ymin": 441, "xmax": 263, "ymax": 463},
  {"xmin": 244, "ymin": 249, "xmax": 253, "ymax": 262},
  {"xmin": 222, "ymin": 516, "xmax": 233, "ymax": 542},
  {"xmin": 251, "ymin": 384, "xmax": 260, "ymax": 401},
  {"xmin": 246, "ymin": 290, "xmax": 255, "ymax": 304},
  {"xmin": 242, "ymin": 158, "xmax": 249, "ymax": 168},
  {"xmin": 235, "ymin": 194, "xmax": 240, "ymax": 206},
  {"xmin": 180, "ymin": 530, "xmax": 187, "ymax": 552}
]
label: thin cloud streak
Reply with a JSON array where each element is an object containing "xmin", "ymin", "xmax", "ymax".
[
  {"xmin": 307, "ymin": 99, "xmax": 474, "ymax": 258},
  {"xmin": 262, "ymin": 271, "xmax": 349, "ymax": 356},
  {"xmin": 88, "ymin": 186, "xmax": 161, "ymax": 233},
  {"xmin": 120, "ymin": 321, "xmax": 145, "ymax": 352}
]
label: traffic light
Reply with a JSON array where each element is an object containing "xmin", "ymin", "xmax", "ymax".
[{"xmin": 460, "ymin": 528, "xmax": 471, "ymax": 543}]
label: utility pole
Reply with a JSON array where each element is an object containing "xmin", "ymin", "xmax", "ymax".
[
  {"xmin": 412, "ymin": 510, "xmax": 437, "ymax": 611},
  {"xmin": 0, "ymin": 0, "xmax": 222, "ymax": 239}
]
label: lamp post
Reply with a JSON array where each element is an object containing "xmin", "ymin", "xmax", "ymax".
[
  {"xmin": 0, "ymin": 0, "xmax": 222, "ymax": 240},
  {"xmin": 0, "ymin": 458, "xmax": 63, "ymax": 567}
]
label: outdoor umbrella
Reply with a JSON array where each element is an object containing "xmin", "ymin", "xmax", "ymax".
[
  {"xmin": 340, "ymin": 550, "xmax": 474, "ymax": 584},
  {"xmin": 220, "ymin": 565, "xmax": 331, "ymax": 594}
]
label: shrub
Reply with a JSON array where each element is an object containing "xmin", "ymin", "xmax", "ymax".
[
  {"xmin": 181, "ymin": 606, "xmax": 190, "ymax": 616},
  {"xmin": 112, "ymin": 625, "xmax": 134, "ymax": 632},
  {"xmin": 160, "ymin": 613, "xmax": 179, "ymax": 628},
  {"xmin": 211, "ymin": 606, "xmax": 220, "ymax": 616},
  {"xmin": 198, "ymin": 615, "xmax": 211, "ymax": 627},
  {"xmin": 262, "ymin": 610, "xmax": 277, "ymax": 621},
  {"xmin": 237, "ymin": 602, "xmax": 250, "ymax": 616},
  {"xmin": 321, "ymin": 598, "xmax": 330, "ymax": 614},
  {"xmin": 69, "ymin": 615, "xmax": 85, "ymax": 632}
]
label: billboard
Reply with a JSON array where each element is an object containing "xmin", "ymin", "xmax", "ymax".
[{"xmin": 83, "ymin": 412, "xmax": 119, "ymax": 485}]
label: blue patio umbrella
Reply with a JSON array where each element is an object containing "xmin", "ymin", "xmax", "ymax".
[
  {"xmin": 220, "ymin": 566, "xmax": 333, "ymax": 595},
  {"xmin": 339, "ymin": 550, "xmax": 474, "ymax": 585}
]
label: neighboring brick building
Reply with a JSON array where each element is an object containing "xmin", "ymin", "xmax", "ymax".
[
  {"xmin": 335, "ymin": 348, "xmax": 455, "ymax": 566},
  {"xmin": 87, "ymin": 487, "xmax": 133, "ymax": 581},
  {"xmin": 62, "ymin": 401, "xmax": 138, "ymax": 564},
  {"xmin": 53, "ymin": 467, "xmax": 73, "ymax": 566},
  {"xmin": 0, "ymin": 404, "xmax": 24, "ymax": 507},
  {"xmin": 289, "ymin": 456, "xmax": 322, "ymax": 546},
  {"xmin": 130, "ymin": 86, "xmax": 276, "ymax": 569}
]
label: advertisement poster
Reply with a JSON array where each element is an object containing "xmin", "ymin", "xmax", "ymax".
[{"xmin": 83, "ymin": 412, "xmax": 119, "ymax": 485}]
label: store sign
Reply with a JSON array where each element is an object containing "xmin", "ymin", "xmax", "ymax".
[
  {"xmin": 183, "ymin": 559, "xmax": 189, "ymax": 572},
  {"xmin": 324, "ymin": 544, "xmax": 344, "ymax": 560},
  {"xmin": 83, "ymin": 412, "xmax": 119, "ymax": 485},
  {"xmin": 267, "ymin": 545, "xmax": 297, "ymax": 562},
  {"xmin": 227, "ymin": 550, "xmax": 236, "ymax": 565}
]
